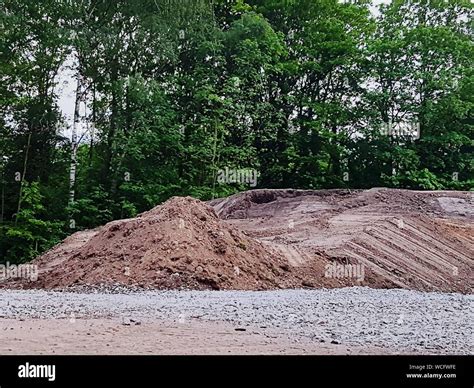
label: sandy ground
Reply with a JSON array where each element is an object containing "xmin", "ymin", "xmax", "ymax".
[
  {"xmin": 1, "ymin": 287, "xmax": 472, "ymax": 355},
  {"xmin": 0, "ymin": 318, "xmax": 388, "ymax": 355}
]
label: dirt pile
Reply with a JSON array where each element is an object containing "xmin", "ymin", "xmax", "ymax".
[
  {"xmin": 11, "ymin": 197, "xmax": 302, "ymax": 290},
  {"xmin": 212, "ymin": 188, "xmax": 473, "ymax": 293},
  {"xmin": 4, "ymin": 188, "xmax": 472, "ymax": 292}
]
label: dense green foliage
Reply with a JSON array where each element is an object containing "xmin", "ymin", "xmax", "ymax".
[{"xmin": 0, "ymin": 0, "xmax": 472, "ymax": 262}]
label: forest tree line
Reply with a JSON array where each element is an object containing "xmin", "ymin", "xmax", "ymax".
[{"xmin": 0, "ymin": 0, "xmax": 472, "ymax": 262}]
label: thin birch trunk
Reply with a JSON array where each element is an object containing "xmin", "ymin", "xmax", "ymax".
[
  {"xmin": 69, "ymin": 73, "xmax": 82, "ymax": 206},
  {"xmin": 15, "ymin": 132, "xmax": 32, "ymax": 225}
]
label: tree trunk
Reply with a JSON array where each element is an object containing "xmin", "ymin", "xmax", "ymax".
[
  {"xmin": 69, "ymin": 73, "xmax": 82, "ymax": 206},
  {"xmin": 89, "ymin": 84, "xmax": 96, "ymax": 166},
  {"xmin": 0, "ymin": 172, "xmax": 4, "ymax": 223},
  {"xmin": 15, "ymin": 132, "xmax": 32, "ymax": 225}
]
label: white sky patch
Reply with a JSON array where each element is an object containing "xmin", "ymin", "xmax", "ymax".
[
  {"xmin": 369, "ymin": 0, "xmax": 391, "ymax": 16},
  {"xmin": 55, "ymin": 52, "xmax": 90, "ymax": 141}
]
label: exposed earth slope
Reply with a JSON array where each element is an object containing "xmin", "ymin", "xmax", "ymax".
[{"xmin": 4, "ymin": 189, "xmax": 472, "ymax": 293}]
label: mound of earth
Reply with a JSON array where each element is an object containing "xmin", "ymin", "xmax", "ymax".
[
  {"xmin": 8, "ymin": 197, "xmax": 307, "ymax": 290},
  {"xmin": 4, "ymin": 188, "xmax": 473, "ymax": 293},
  {"xmin": 210, "ymin": 188, "xmax": 473, "ymax": 293}
]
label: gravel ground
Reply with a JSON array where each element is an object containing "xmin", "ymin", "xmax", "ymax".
[{"xmin": 0, "ymin": 287, "xmax": 472, "ymax": 354}]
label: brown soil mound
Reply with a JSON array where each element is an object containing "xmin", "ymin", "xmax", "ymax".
[
  {"xmin": 11, "ymin": 197, "xmax": 302, "ymax": 290},
  {"xmin": 4, "ymin": 188, "xmax": 472, "ymax": 293}
]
